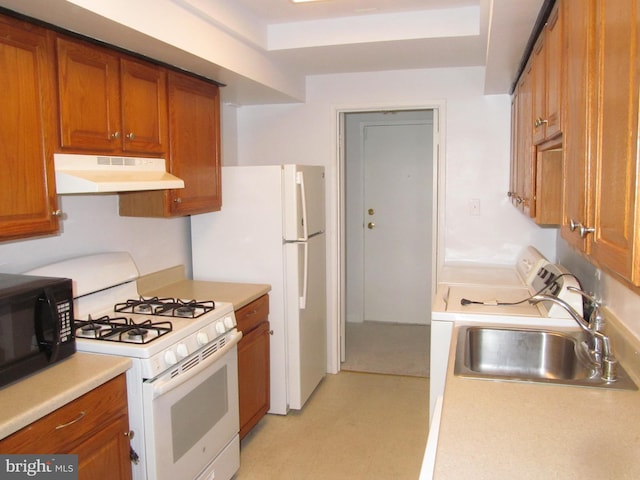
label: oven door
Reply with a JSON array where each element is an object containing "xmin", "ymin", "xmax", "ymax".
[{"xmin": 142, "ymin": 332, "xmax": 241, "ymax": 480}]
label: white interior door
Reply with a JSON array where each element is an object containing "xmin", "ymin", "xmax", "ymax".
[{"xmin": 363, "ymin": 122, "xmax": 432, "ymax": 323}]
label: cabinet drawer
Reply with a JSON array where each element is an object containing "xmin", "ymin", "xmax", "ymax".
[
  {"xmin": 236, "ymin": 294, "xmax": 269, "ymax": 333},
  {"xmin": 0, "ymin": 374, "xmax": 128, "ymax": 454}
]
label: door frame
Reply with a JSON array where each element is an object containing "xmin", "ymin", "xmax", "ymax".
[{"xmin": 333, "ymin": 103, "xmax": 445, "ymax": 366}]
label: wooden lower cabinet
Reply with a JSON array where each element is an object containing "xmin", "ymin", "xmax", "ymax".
[
  {"xmin": 236, "ymin": 295, "xmax": 270, "ymax": 439},
  {"xmin": 0, "ymin": 374, "xmax": 132, "ymax": 480}
]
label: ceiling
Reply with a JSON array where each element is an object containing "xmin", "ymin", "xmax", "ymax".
[
  {"xmin": 227, "ymin": 0, "xmax": 545, "ymax": 94},
  {"xmin": 0, "ymin": 0, "xmax": 545, "ymax": 102}
]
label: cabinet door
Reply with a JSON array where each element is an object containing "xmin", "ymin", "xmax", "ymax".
[
  {"xmin": 515, "ymin": 62, "xmax": 534, "ymax": 217},
  {"xmin": 544, "ymin": 3, "xmax": 563, "ymax": 139},
  {"xmin": 0, "ymin": 15, "xmax": 59, "ymax": 240},
  {"xmin": 532, "ymin": 36, "xmax": 546, "ymax": 145},
  {"xmin": 167, "ymin": 72, "xmax": 222, "ymax": 215},
  {"xmin": 121, "ymin": 58, "xmax": 168, "ymax": 154},
  {"xmin": 238, "ymin": 320, "xmax": 270, "ymax": 439},
  {"xmin": 74, "ymin": 415, "xmax": 132, "ymax": 480},
  {"xmin": 57, "ymin": 36, "xmax": 121, "ymax": 152},
  {"xmin": 561, "ymin": 0, "xmax": 596, "ymax": 252},
  {"xmin": 509, "ymin": 94, "xmax": 518, "ymax": 202},
  {"xmin": 532, "ymin": 3, "xmax": 562, "ymax": 144},
  {"xmin": 590, "ymin": 0, "xmax": 640, "ymax": 284}
]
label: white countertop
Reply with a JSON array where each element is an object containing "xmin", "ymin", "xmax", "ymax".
[
  {"xmin": 432, "ymin": 321, "xmax": 640, "ymax": 479},
  {"xmin": 136, "ymin": 265, "xmax": 271, "ymax": 310}
]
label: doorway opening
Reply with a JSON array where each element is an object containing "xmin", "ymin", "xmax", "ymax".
[{"xmin": 338, "ymin": 108, "xmax": 440, "ymax": 378}]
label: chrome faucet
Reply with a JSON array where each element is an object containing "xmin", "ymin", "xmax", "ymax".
[{"xmin": 529, "ymin": 290, "xmax": 618, "ymax": 382}]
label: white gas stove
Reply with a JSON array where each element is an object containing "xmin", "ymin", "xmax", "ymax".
[{"xmin": 26, "ymin": 252, "xmax": 241, "ymax": 480}]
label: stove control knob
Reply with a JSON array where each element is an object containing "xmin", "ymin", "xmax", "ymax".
[
  {"xmin": 164, "ymin": 350, "xmax": 178, "ymax": 366},
  {"xmin": 176, "ymin": 343, "xmax": 189, "ymax": 359},
  {"xmin": 215, "ymin": 321, "xmax": 226, "ymax": 335},
  {"xmin": 196, "ymin": 332, "xmax": 209, "ymax": 346},
  {"xmin": 223, "ymin": 316, "xmax": 235, "ymax": 329}
]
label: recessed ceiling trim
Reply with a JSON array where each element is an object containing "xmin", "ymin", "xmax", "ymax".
[{"xmin": 269, "ymin": 6, "xmax": 480, "ymax": 50}]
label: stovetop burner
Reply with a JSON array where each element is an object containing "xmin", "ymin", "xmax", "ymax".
[
  {"xmin": 114, "ymin": 297, "xmax": 215, "ymax": 318},
  {"xmin": 74, "ymin": 315, "xmax": 173, "ymax": 344}
]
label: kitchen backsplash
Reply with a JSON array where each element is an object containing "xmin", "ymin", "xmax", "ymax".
[{"xmin": 0, "ymin": 195, "xmax": 191, "ymax": 276}]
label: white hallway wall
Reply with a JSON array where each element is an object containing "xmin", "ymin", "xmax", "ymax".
[{"xmin": 235, "ymin": 66, "xmax": 557, "ymax": 372}]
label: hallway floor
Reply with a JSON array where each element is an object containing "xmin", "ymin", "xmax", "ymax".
[
  {"xmin": 341, "ymin": 321, "xmax": 430, "ymax": 377},
  {"xmin": 237, "ymin": 371, "xmax": 430, "ymax": 479}
]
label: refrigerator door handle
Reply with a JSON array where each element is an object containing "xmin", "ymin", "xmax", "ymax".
[
  {"xmin": 296, "ymin": 171, "xmax": 309, "ymax": 241},
  {"xmin": 299, "ymin": 241, "xmax": 308, "ymax": 310}
]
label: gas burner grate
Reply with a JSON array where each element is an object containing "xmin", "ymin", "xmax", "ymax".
[
  {"xmin": 114, "ymin": 296, "xmax": 174, "ymax": 315},
  {"xmin": 152, "ymin": 299, "xmax": 215, "ymax": 318},
  {"xmin": 114, "ymin": 296, "xmax": 215, "ymax": 318},
  {"xmin": 74, "ymin": 315, "xmax": 173, "ymax": 344}
]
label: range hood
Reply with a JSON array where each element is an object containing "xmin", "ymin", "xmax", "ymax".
[{"xmin": 54, "ymin": 153, "xmax": 185, "ymax": 194}]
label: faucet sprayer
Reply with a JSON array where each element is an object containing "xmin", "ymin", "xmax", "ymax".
[{"xmin": 529, "ymin": 292, "xmax": 618, "ymax": 382}]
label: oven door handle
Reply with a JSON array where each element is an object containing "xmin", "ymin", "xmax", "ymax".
[{"xmin": 145, "ymin": 331, "xmax": 242, "ymax": 398}]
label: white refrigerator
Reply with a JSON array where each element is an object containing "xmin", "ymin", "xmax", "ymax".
[{"xmin": 190, "ymin": 165, "xmax": 326, "ymax": 414}]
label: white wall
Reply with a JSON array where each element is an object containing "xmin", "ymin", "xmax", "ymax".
[
  {"xmin": 237, "ymin": 66, "xmax": 556, "ymax": 264},
  {"xmin": 236, "ymin": 66, "xmax": 557, "ymax": 371},
  {"xmin": 0, "ymin": 195, "xmax": 191, "ymax": 277}
]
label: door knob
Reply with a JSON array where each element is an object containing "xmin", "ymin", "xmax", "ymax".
[
  {"xmin": 368, "ymin": 208, "xmax": 375, "ymax": 215},
  {"xmin": 367, "ymin": 222, "xmax": 375, "ymax": 229}
]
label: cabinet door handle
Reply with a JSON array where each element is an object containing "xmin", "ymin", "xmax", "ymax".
[
  {"xmin": 111, "ymin": 131, "xmax": 120, "ymax": 140},
  {"xmin": 534, "ymin": 117, "xmax": 549, "ymax": 128},
  {"xmin": 569, "ymin": 218, "xmax": 581, "ymax": 231},
  {"xmin": 569, "ymin": 219, "xmax": 593, "ymax": 238},
  {"xmin": 126, "ymin": 132, "xmax": 135, "ymax": 140},
  {"xmin": 579, "ymin": 225, "xmax": 595, "ymax": 238},
  {"xmin": 55, "ymin": 411, "xmax": 86, "ymax": 430},
  {"xmin": 52, "ymin": 209, "xmax": 63, "ymax": 217}
]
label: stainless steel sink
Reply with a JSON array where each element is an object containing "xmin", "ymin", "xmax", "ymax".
[{"xmin": 454, "ymin": 326, "xmax": 637, "ymax": 390}]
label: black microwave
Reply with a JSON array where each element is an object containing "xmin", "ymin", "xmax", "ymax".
[{"xmin": 0, "ymin": 273, "xmax": 76, "ymax": 388}]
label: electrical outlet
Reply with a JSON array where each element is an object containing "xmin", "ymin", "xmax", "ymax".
[{"xmin": 469, "ymin": 199, "xmax": 480, "ymax": 216}]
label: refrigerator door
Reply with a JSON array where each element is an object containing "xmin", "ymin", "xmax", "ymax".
[
  {"xmin": 282, "ymin": 165, "xmax": 325, "ymax": 241},
  {"xmin": 284, "ymin": 233, "xmax": 327, "ymax": 410}
]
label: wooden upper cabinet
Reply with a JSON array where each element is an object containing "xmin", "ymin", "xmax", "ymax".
[
  {"xmin": 119, "ymin": 71, "xmax": 222, "ymax": 217},
  {"xmin": 0, "ymin": 15, "xmax": 60, "ymax": 241},
  {"xmin": 589, "ymin": 0, "xmax": 640, "ymax": 285},
  {"xmin": 56, "ymin": 36, "xmax": 167, "ymax": 155},
  {"xmin": 57, "ymin": 36, "xmax": 120, "ymax": 152},
  {"xmin": 120, "ymin": 58, "xmax": 167, "ymax": 154},
  {"xmin": 543, "ymin": 4, "xmax": 563, "ymax": 139},
  {"xmin": 561, "ymin": 0, "xmax": 596, "ymax": 253},
  {"xmin": 511, "ymin": 61, "xmax": 535, "ymax": 217},
  {"xmin": 166, "ymin": 71, "xmax": 222, "ymax": 215},
  {"xmin": 532, "ymin": 2, "xmax": 563, "ymax": 144}
]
